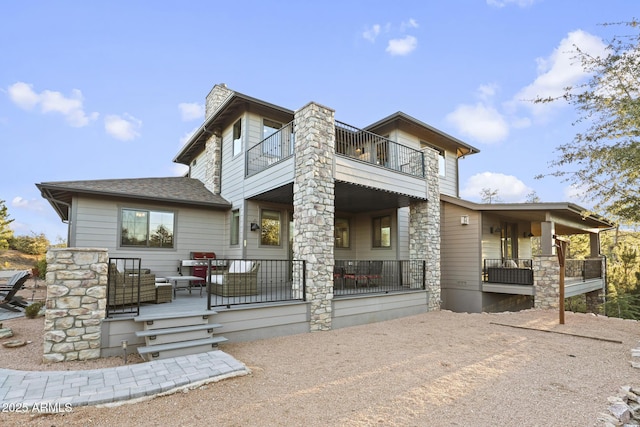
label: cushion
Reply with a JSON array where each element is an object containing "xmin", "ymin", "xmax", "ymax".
[
  {"xmin": 228, "ymin": 260, "xmax": 253, "ymax": 273},
  {"xmin": 210, "ymin": 275, "xmax": 225, "ymax": 285},
  {"xmin": 503, "ymin": 260, "xmax": 518, "ymax": 268}
]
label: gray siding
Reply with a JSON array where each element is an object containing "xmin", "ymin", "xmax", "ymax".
[
  {"xmin": 72, "ymin": 197, "xmax": 225, "ymax": 277},
  {"xmin": 332, "ymin": 292, "xmax": 428, "ymax": 329},
  {"xmin": 440, "ymin": 201, "xmax": 483, "ymax": 311}
]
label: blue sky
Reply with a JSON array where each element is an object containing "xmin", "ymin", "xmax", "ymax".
[{"xmin": 0, "ymin": 0, "xmax": 634, "ymax": 241}]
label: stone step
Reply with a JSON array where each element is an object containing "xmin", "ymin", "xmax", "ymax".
[
  {"xmin": 135, "ymin": 323, "xmax": 223, "ymax": 346},
  {"xmin": 137, "ymin": 336, "xmax": 228, "ymax": 361},
  {"xmin": 134, "ymin": 310, "xmax": 217, "ymax": 330}
]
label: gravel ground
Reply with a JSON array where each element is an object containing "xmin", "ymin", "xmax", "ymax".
[{"xmin": 0, "ymin": 307, "xmax": 638, "ymax": 426}]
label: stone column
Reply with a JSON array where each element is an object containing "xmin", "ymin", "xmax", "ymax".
[
  {"xmin": 585, "ymin": 290, "xmax": 602, "ymax": 313},
  {"xmin": 204, "ymin": 132, "xmax": 222, "ymax": 194},
  {"xmin": 409, "ymin": 147, "xmax": 441, "ymax": 310},
  {"xmin": 205, "ymin": 83, "xmax": 233, "ymax": 120},
  {"xmin": 293, "ymin": 102, "xmax": 335, "ymax": 332},
  {"xmin": 533, "ymin": 254, "xmax": 560, "ymax": 309},
  {"xmin": 44, "ymin": 248, "xmax": 108, "ymax": 362}
]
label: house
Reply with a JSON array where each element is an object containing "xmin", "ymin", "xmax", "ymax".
[{"xmin": 36, "ymin": 83, "xmax": 613, "ymax": 361}]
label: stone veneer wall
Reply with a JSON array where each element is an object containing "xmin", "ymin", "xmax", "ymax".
[
  {"xmin": 293, "ymin": 102, "xmax": 335, "ymax": 332},
  {"xmin": 203, "ymin": 83, "xmax": 233, "ymax": 195},
  {"xmin": 409, "ymin": 147, "xmax": 441, "ymax": 310},
  {"xmin": 533, "ymin": 255, "xmax": 560, "ymax": 309},
  {"xmin": 43, "ymin": 248, "xmax": 108, "ymax": 362}
]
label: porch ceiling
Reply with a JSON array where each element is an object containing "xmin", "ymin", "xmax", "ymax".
[{"xmin": 248, "ymin": 182, "xmax": 423, "ymax": 213}]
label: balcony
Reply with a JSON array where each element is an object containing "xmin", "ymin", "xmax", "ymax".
[{"xmin": 245, "ymin": 120, "xmax": 425, "ymax": 179}]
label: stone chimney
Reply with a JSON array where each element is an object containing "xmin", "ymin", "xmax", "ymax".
[{"xmin": 205, "ymin": 83, "xmax": 233, "ymax": 120}]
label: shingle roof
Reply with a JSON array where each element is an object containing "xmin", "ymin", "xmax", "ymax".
[{"xmin": 36, "ymin": 177, "xmax": 231, "ymax": 221}]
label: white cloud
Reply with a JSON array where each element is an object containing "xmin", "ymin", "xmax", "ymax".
[
  {"xmin": 460, "ymin": 172, "xmax": 531, "ymax": 202},
  {"xmin": 446, "ymin": 103, "xmax": 509, "ymax": 144},
  {"xmin": 386, "ymin": 35, "xmax": 417, "ymax": 56},
  {"xmin": 7, "ymin": 82, "xmax": 98, "ymax": 127},
  {"xmin": 487, "ymin": 0, "xmax": 538, "ymax": 7},
  {"xmin": 400, "ymin": 19, "xmax": 419, "ymax": 31},
  {"xmin": 178, "ymin": 102, "xmax": 205, "ymax": 121},
  {"xmin": 513, "ymin": 30, "xmax": 607, "ymax": 116},
  {"xmin": 12, "ymin": 196, "xmax": 44, "ymax": 211},
  {"xmin": 362, "ymin": 24, "xmax": 381, "ymax": 42},
  {"xmin": 104, "ymin": 113, "xmax": 142, "ymax": 141}
]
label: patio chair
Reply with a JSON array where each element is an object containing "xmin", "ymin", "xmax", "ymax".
[
  {"xmin": 366, "ymin": 261, "xmax": 384, "ymax": 285},
  {"xmin": 0, "ymin": 270, "xmax": 30, "ymax": 312},
  {"xmin": 344, "ymin": 261, "xmax": 370, "ymax": 287},
  {"xmin": 333, "ymin": 264, "xmax": 345, "ymax": 289},
  {"xmin": 210, "ymin": 260, "xmax": 260, "ymax": 297},
  {"xmin": 107, "ymin": 263, "xmax": 157, "ymax": 306}
]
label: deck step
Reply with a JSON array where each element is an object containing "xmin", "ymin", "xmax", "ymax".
[
  {"xmin": 134, "ymin": 310, "xmax": 217, "ymax": 329},
  {"xmin": 137, "ymin": 336, "xmax": 228, "ymax": 361},
  {"xmin": 135, "ymin": 323, "xmax": 223, "ymax": 346}
]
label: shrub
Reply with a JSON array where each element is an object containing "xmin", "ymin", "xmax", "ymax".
[
  {"xmin": 33, "ymin": 257, "xmax": 47, "ymax": 280},
  {"xmin": 25, "ymin": 302, "xmax": 43, "ymax": 319},
  {"xmin": 9, "ymin": 233, "xmax": 49, "ymax": 255}
]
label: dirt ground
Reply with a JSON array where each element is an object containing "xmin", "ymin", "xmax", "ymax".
[{"xmin": 0, "ymin": 305, "xmax": 638, "ymax": 426}]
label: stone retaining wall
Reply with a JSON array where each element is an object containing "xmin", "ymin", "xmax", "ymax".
[{"xmin": 43, "ymin": 248, "xmax": 108, "ymax": 362}]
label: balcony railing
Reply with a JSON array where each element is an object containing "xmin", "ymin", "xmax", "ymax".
[
  {"xmin": 204, "ymin": 259, "xmax": 306, "ymax": 308},
  {"xmin": 333, "ymin": 260, "xmax": 426, "ymax": 296},
  {"xmin": 246, "ymin": 121, "xmax": 295, "ymax": 177},
  {"xmin": 483, "ymin": 258, "xmax": 534, "ymax": 286},
  {"xmin": 335, "ymin": 121, "xmax": 425, "ymax": 178},
  {"xmin": 565, "ymin": 259, "xmax": 603, "ymax": 281}
]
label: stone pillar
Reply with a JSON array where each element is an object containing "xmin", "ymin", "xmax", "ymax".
[
  {"xmin": 44, "ymin": 248, "xmax": 108, "ymax": 362},
  {"xmin": 204, "ymin": 132, "xmax": 222, "ymax": 194},
  {"xmin": 585, "ymin": 289, "xmax": 603, "ymax": 313},
  {"xmin": 205, "ymin": 83, "xmax": 233, "ymax": 120},
  {"xmin": 409, "ymin": 147, "xmax": 440, "ymax": 310},
  {"xmin": 533, "ymin": 254, "xmax": 560, "ymax": 309},
  {"xmin": 293, "ymin": 102, "xmax": 335, "ymax": 332}
]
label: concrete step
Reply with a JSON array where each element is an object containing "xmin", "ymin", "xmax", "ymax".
[
  {"xmin": 134, "ymin": 310, "xmax": 217, "ymax": 330},
  {"xmin": 137, "ymin": 336, "xmax": 228, "ymax": 361},
  {"xmin": 135, "ymin": 323, "xmax": 223, "ymax": 346}
]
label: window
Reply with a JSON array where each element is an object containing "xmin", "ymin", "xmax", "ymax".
[
  {"xmin": 230, "ymin": 210, "xmax": 240, "ymax": 245},
  {"xmin": 233, "ymin": 119, "xmax": 242, "ymax": 156},
  {"xmin": 263, "ymin": 119, "xmax": 283, "ymax": 157},
  {"xmin": 260, "ymin": 209, "xmax": 281, "ymax": 246},
  {"xmin": 121, "ymin": 208, "xmax": 174, "ymax": 248},
  {"xmin": 372, "ymin": 215, "xmax": 391, "ymax": 248},
  {"xmin": 501, "ymin": 222, "xmax": 518, "ymax": 260},
  {"xmin": 335, "ymin": 218, "xmax": 350, "ymax": 248}
]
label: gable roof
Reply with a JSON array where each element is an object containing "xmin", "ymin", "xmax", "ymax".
[
  {"xmin": 36, "ymin": 177, "xmax": 231, "ymax": 221},
  {"xmin": 364, "ymin": 112, "xmax": 480, "ymax": 158}
]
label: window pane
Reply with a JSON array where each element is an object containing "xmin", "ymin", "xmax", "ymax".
[
  {"xmin": 121, "ymin": 209, "xmax": 148, "ymax": 246},
  {"xmin": 149, "ymin": 211, "xmax": 174, "ymax": 248},
  {"xmin": 121, "ymin": 208, "xmax": 174, "ymax": 248},
  {"xmin": 335, "ymin": 218, "xmax": 350, "ymax": 248},
  {"xmin": 373, "ymin": 215, "xmax": 391, "ymax": 248},
  {"xmin": 233, "ymin": 119, "xmax": 242, "ymax": 156},
  {"xmin": 231, "ymin": 210, "xmax": 240, "ymax": 245},
  {"xmin": 261, "ymin": 209, "xmax": 281, "ymax": 246}
]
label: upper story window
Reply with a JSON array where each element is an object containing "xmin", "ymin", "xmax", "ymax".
[
  {"xmin": 260, "ymin": 209, "xmax": 281, "ymax": 246},
  {"xmin": 121, "ymin": 208, "xmax": 174, "ymax": 248},
  {"xmin": 233, "ymin": 119, "xmax": 242, "ymax": 156},
  {"xmin": 335, "ymin": 218, "xmax": 350, "ymax": 248},
  {"xmin": 372, "ymin": 215, "xmax": 391, "ymax": 248},
  {"xmin": 230, "ymin": 209, "xmax": 240, "ymax": 246},
  {"xmin": 421, "ymin": 141, "xmax": 446, "ymax": 177}
]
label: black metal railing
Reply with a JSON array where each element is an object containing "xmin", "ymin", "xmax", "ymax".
[
  {"xmin": 205, "ymin": 259, "xmax": 306, "ymax": 308},
  {"xmin": 335, "ymin": 121, "xmax": 425, "ymax": 178},
  {"xmin": 246, "ymin": 121, "xmax": 295, "ymax": 177},
  {"xmin": 483, "ymin": 258, "xmax": 534, "ymax": 286},
  {"xmin": 106, "ymin": 257, "xmax": 142, "ymax": 317},
  {"xmin": 333, "ymin": 260, "xmax": 426, "ymax": 296},
  {"xmin": 565, "ymin": 259, "xmax": 603, "ymax": 281}
]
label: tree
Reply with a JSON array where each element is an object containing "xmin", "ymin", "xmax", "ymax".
[
  {"xmin": 480, "ymin": 188, "xmax": 501, "ymax": 204},
  {"xmin": 525, "ymin": 190, "xmax": 541, "ymax": 203},
  {"xmin": 0, "ymin": 200, "xmax": 14, "ymax": 250},
  {"xmin": 535, "ymin": 20, "xmax": 640, "ymax": 224}
]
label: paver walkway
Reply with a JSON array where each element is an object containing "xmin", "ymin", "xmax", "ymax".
[{"xmin": 0, "ymin": 350, "xmax": 248, "ymax": 410}]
